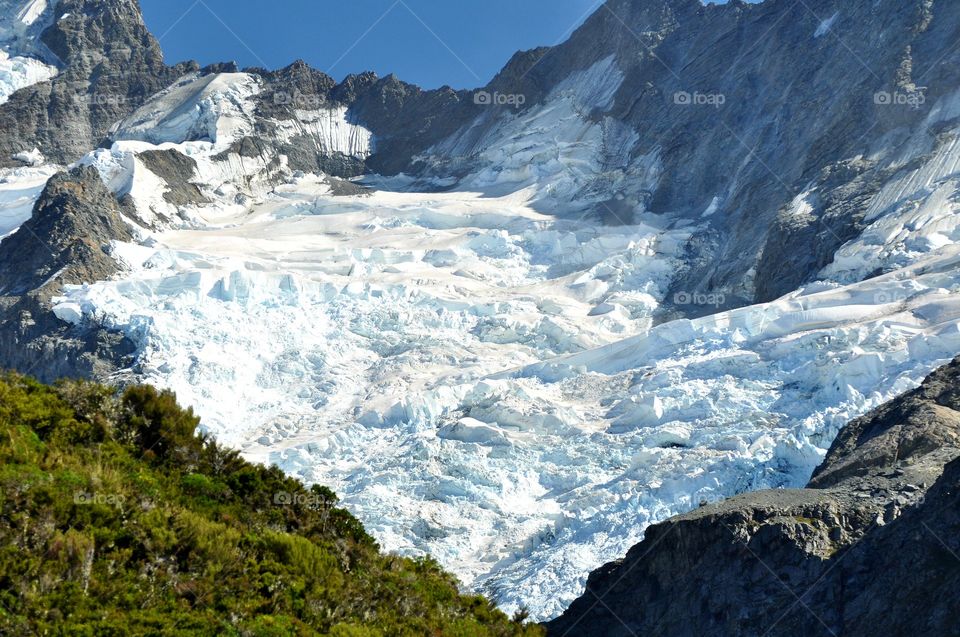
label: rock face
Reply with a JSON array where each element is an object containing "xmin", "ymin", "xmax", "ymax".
[
  {"xmin": 0, "ymin": 165, "xmax": 133, "ymax": 295},
  {"xmin": 546, "ymin": 357, "xmax": 960, "ymax": 637},
  {"xmin": 8, "ymin": 0, "xmax": 958, "ymax": 312},
  {"xmin": 135, "ymin": 149, "xmax": 210, "ymax": 208},
  {"xmin": 397, "ymin": 0, "xmax": 960, "ymax": 309},
  {"xmin": 0, "ymin": 0, "xmax": 196, "ymax": 166},
  {"xmin": 0, "ymin": 165, "xmax": 135, "ymax": 381}
]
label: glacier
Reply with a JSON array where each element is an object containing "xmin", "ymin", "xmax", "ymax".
[{"xmin": 40, "ymin": 60, "xmax": 960, "ymax": 622}]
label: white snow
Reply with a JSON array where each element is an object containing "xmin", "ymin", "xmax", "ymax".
[
  {"xmin": 0, "ymin": 0, "xmax": 58, "ymax": 105},
  {"xmin": 273, "ymin": 105, "xmax": 374, "ymax": 158},
  {"xmin": 421, "ymin": 55, "xmax": 650, "ymax": 217},
  {"xmin": 0, "ymin": 48, "xmax": 56, "ymax": 104},
  {"xmin": 14, "ymin": 0, "xmax": 46, "ymax": 27},
  {"xmin": 0, "ymin": 0, "xmax": 51, "ymax": 42},
  {"xmin": 11, "ymin": 146, "xmax": 43, "ymax": 166},
  {"xmin": 111, "ymin": 73, "xmax": 262, "ymax": 149},
  {"xmin": 823, "ymin": 119, "xmax": 960, "ymax": 283},
  {"xmin": 0, "ymin": 162, "xmax": 58, "ymax": 240}
]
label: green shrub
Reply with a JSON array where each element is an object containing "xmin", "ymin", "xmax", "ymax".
[{"xmin": 0, "ymin": 373, "xmax": 543, "ymax": 636}]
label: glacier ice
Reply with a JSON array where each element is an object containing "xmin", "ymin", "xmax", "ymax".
[
  {"xmin": 0, "ymin": 48, "xmax": 56, "ymax": 105},
  {"xmin": 53, "ymin": 178, "xmax": 960, "ymax": 619},
  {"xmin": 0, "ymin": 162, "xmax": 58, "ymax": 241},
  {"xmin": 41, "ymin": 51, "xmax": 960, "ymax": 622}
]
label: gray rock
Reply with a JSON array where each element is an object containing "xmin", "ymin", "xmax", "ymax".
[
  {"xmin": 137, "ymin": 149, "xmax": 210, "ymax": 208},
  {"xmin": 546, "ymin": 356, "xmax": 960, "ymax": 637},
  {"xmin": 0, "ymin": 165, "xmax": 136, "ymax": 382},
  {"xmin": 0, "ymin": 0, "xmax": 197, "ymax": 167}
]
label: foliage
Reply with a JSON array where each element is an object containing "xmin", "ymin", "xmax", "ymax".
[{"xmin": 0, "ymin": 373, "xmax": 543, "ymax": 636}]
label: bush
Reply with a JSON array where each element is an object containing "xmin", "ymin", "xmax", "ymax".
[
  {"xmin": 0, "ymin": 373, "xmax": 544, "ymax": 636},
  {"xmin": 120, "ymin": 385, "xmax": 202, "ymax": 462}
]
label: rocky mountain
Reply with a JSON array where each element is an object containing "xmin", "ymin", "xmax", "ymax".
[
  {"xmin": 1, "ymin": 0, "xmax": 960, "ymax": 627},
  {"xmin": 0, "ymin": 165, "xmax": 135, "ymax": 381},
  {"xmin": 547, "ymin": 355, "xmax": 960, "ymax": 636},
  {"xmin": 14, "ymin": 0, "xmax": 954, "ymax": 314},
  {"xmin": 0, "ymin": 0, "xmax": 197, "ymax": 166}
]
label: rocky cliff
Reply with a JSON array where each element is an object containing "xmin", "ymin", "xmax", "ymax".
[
  {"xmin": 547, "ymin": 356, "xmax": 960, "ymax": 636},
  {"xmin": 0, "ymin": 0, "xmax": 196, "ymax": 166},
  {"xmin": 0, "ymin": 165, "xmax": 135, "ymax": 381}
]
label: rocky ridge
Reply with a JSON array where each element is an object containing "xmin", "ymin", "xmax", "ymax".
[
  {"xmin": 547, "ymin": 356, "xmax": 960, "ymax": 636},
  {"xmin": 0, "ymin": 165, "xmax": 135, "ymax": 381}
]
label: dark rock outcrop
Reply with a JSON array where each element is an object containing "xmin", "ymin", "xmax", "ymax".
[
  {"xmin": 137, "ymin": 149, "xmax": 210, "ymax": 207},
  {"xmin": 0, "ymin": 165, "xmax": 135, "ymax": 381},
  {"xmin": 0, "ymin": 0, "xmax": 196, "ymax": 166},
  {"xmin": 0, "ymin": 165, "xmax": 133, "ymax": 295},
  {"xmin": 547, "ymin": 357, "xmax": 960, "ymax": 637}
]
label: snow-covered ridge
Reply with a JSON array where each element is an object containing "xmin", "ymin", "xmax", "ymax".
[
  {"xmin": 111, "ymin": 73, "xmax": 262, "ymax": 149},
  {"xmin": 96, "ymin": 71, "xmax": 377, "ymax": 227},
  {"xmin": 111, "ymin": 71, "xmax": 376, "ymax": 160}
]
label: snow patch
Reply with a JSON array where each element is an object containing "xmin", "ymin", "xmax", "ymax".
[
  {"xmin": 0, "ymin": 48, "xmax": 56, "ymax": 104},
  {"xmin": 271, "ymin": 105, "xmax": 373, "ymax": 159},
  {"xmin": 0, "ymin": 163, "xmax": 58, "ymax": 240},
  {"xmin": 11, "ymin": 147, "xmax": 43, "ymax": 166},
  {"xmin": 111, "ymin": 73, "xmax": 261, "ymax": 149}
]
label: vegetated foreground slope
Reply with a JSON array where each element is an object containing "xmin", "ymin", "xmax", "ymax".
[{"xmin": 0, "ymin": 373, "xmax": 542, "ymax": 636}]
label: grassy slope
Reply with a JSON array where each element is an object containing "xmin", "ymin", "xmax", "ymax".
[{"xmin": 0, "ymin": 374, "xmax": 543, "ymax": 637}]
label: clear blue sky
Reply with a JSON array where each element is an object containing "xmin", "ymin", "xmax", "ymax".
[{"xmin": 140, "ymin": 0, "xmax": 603, "ymax": 89}]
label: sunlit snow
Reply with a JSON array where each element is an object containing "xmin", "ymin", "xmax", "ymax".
[{"xmin": 38, "ymin": 63, "xmax": 960, "ymax": 620}]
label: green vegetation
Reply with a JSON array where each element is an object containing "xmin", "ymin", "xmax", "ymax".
[{"xmin": 0, "ymin": 374, "xmax": 543, "ymax": 636}]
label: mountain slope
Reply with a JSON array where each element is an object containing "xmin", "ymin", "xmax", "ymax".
[
  {"xmin": 0, "ymin": 0, "xmax": 196, "ymax": 166},
  {"xmin": 0, "ymin": 373, "xmax": 541, "ymax": 636},
  {"xmin": 546, "ymin": 356, "xmax": 960, "ymax": 636},
  {"xmin": 2, "ymin": 0, "xmax": 960, "ymax": 625}
]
